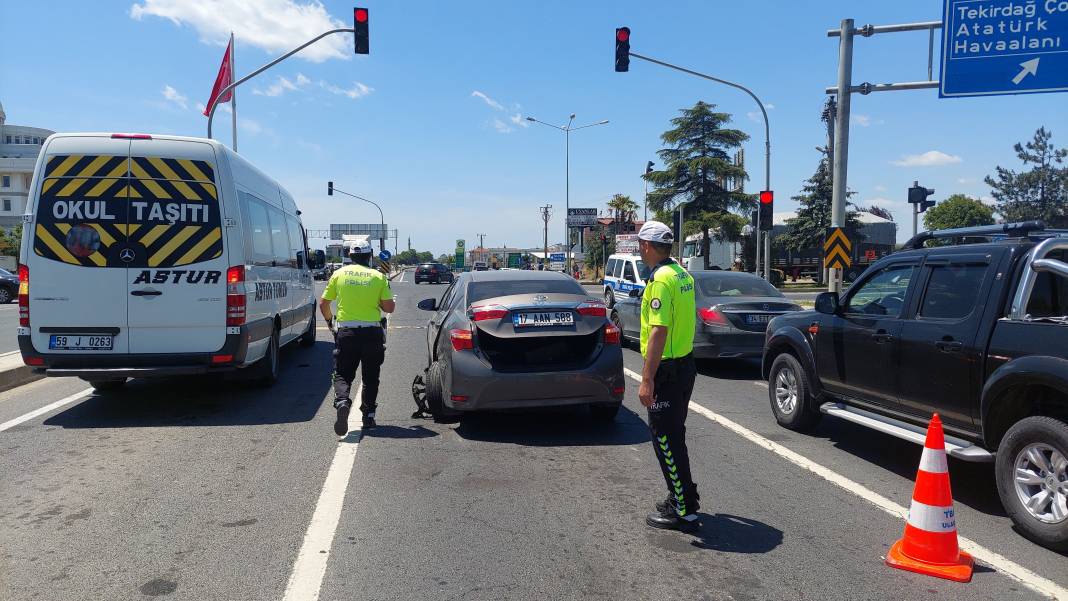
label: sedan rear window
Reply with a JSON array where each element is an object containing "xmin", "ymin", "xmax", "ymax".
[
  {"xmin": 695, "ymin": 273, "xmax": 783, "ymax": 298},
  {"xmin": 467, "ymin": 279, "xmax": 585, "ymax": 305}
]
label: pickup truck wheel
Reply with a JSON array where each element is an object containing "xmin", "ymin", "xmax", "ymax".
[
  {"xmin": 768, "ymin": 353, "xmax": 820, "ymax": 432},
  {"xmin": 995, "ymin": 416, "xmax": 1068, "ymax": 552}
]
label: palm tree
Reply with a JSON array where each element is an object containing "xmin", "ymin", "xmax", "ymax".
[{"xmin": 606, "ymin": 193, "xmax": 639, "ymax": 235}]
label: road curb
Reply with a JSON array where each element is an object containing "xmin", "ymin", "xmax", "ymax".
[{"xmin": 0, "ymin": 354, "xmax": 41, "ymax": 393}]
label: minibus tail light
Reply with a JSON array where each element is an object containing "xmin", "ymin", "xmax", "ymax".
[
  {"xmin": 226, "ymin": 266, "xmax": 246, "ymax": 326},
  {"xmin": 18, "ymin": 264, "xmax": 29, "ymax": 327}
]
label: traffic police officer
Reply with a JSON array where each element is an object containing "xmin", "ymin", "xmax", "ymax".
[
  {"xmin": 636, "ymin": 221, "xmax": 700, "ymax": 531},
  {"xmin": 319, "ymin": 239, "xmax": 395, "ymax": 436}
]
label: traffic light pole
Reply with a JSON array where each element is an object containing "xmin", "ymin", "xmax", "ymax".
[
  {"xmin": 207, "ymin": 27, "xmax": 356, "ymax": 140},
  {"xmin": 626, "ymin": 52, "xmax": 771, "ymax": 280},
  {"xmin": 825, "ymin": 18, "xmax": 942, "ymax": 293}
]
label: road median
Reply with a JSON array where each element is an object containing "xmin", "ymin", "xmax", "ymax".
[{"xmin": 0, "ymin": 351, "xmax": 42, "ymax": 393}]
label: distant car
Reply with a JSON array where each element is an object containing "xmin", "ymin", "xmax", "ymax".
[
  {"xmin": 612, "ymin": 270, "xmax": 802, "ymax": 359},
  {"xmin": 0, "ymin": 267, "xmax": 17, "ymax": 304},
  {"xmin": 312, "ymin": 268, "xmax": 329, "ymax": 281},
  {"xmin": 416, "ymin": 270, "xmax": 624, "ymax": 420},
  {"xmin": 415, "ymin": 263, "xmax": 454, "ymax": 284}
]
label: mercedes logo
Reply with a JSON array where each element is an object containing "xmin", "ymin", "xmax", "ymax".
[
  {"xmin": 763, "ymin": 303, "xmax": 770, "ymax": 311},
  {"xmin": 119, "ymin": 248, "xmax": 136, "ymax": 263}
]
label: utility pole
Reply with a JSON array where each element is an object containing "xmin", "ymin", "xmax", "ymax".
[
  {"xmin": 477, "ymin": 233, "xmax": 486, "ymax": 250},
  {"xmin": 539, "ymin": 204, "xmax": 552, "ymax": 269},
  {"xmin": 823, "ymin": 97, "xmax": 836, "ymax": 287}
]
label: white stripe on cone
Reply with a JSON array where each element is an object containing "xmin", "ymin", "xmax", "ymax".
[
  {"xmin": 907, "ymin": 499, "xmax": 958, "ymax": 533},
  {"xmin": 917, "ymin": 446, "xmax": 948, "ymax": 474}
]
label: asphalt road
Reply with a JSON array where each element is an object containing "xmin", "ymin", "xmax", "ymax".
[{"xmin": 1, "ymin": 274, "xmax": 1066, "ymax": 600}]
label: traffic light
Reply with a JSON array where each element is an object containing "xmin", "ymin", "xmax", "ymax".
[
  {"xmin": 327, "ymin": 181, "xmax": 334, "ymax": 196},
  {"xmin": 615, "ymin": 27, "xmax": 630, "ymax": 72},
  {"xmin": 759, "ymin": 190, "xmax": 774, "ymax": 231},
  {"xmin": 354, "ymin": 7, "xmax": 369, "ymax": 54},
  {"xmin": 908, "ymin": 182, "xmax": 936, "ymax": 213},
  {"xmin": 645, "ymin": 160, "xmax": 654, "ymax": 175}
]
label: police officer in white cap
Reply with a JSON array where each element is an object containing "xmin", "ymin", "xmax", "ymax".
[
  {"xmin": 319, "ymin": 239, "xmax": 395, "ymax": 435},
  {"xmin": 635, "ymin": 220, "xmax": 700, "ymax": 530}
]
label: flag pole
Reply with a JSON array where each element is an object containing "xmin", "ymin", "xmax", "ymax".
[{"xmin": 229, "ymin": 33, "xmax": 238, "ymax": 152}]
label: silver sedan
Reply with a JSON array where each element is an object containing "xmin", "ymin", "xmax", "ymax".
[{"xmin": 611, "ymin": 270, "xmax": 803, "ymax": 359}]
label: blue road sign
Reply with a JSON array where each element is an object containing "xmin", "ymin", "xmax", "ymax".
[
  {"xmin": 941, "ymin": 0, "xmax": 1068, "ymax": 98},
  {"xmin": 378, "ymin": 249, "xmax": 392, "ymax": 261}
]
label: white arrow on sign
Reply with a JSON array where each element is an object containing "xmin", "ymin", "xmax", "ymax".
[{"xmin": 1012, "ymin": 58, "xmax": 1041, "ymax": 85}]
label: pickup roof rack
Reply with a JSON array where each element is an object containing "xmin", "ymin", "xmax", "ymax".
[{"xmin": 903, "ymin": 220, "xmax": 1046, "ymax": 249}]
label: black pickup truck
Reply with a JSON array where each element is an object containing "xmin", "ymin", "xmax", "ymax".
[{"xmin": 762, "ymin": 222, "xmax": 1068, "ymax": 551}]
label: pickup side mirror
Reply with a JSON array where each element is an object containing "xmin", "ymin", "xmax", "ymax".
[
  {"xmin": 417, "ymin": 298, "xmax": 438, "ymax": 311},
  {"xmin": 628, "ymin": 288, "xmax": 642, "ymax": 298},
  {"xmin": 814, "ymin": 292, "xmax": 840, "ymax": 315}
]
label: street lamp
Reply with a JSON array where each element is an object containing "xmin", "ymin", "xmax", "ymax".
[
  {"xmin": 526, "ymin": 114, "xmax": 610, "ymax": 272},
  {"xmin": 326, "ymin": 182, "xmax": 386, "ymax": 252}
]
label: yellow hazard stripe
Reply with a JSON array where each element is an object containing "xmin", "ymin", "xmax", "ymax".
[
  {"xmin": 138, "ymin": 224, "xmax": 170, "ymax": 247},
  {"xmin": 41, "ymin": 179, "xmax": 57, "ymax": 195},
  {"xmin": 57, "ymin": 178, "xmax": 88, "ymax": 197},
  {"xmin": 174, "ymin": 227, "xmax": 222, "ymax": 266},
  {"xmin": 87, "ymin": 252, "xmax": 106, "ymax": 267},
  {"xmin": 35, "ymin": 225, "xmax": 79, "ymax": 265},
  {"xmin": 147, "ymin": 158, "xmax": 199, "ymax": 200},
  {"xmin": 149, "ymin": 226, "xmax": 199, "ymax": 267},
  {"xmin": 86, "ymin": 223, "xmax": 117, "ymax": 247},
  {"xmin": 114, "ymin": 223, "xmax": 141, "ymax": 236},
  {"xmin": 176, "ymin": 159, "xmax": 213, "ymax": 183},
  {"xmin": 85, "ymin": 161, "xmax": 130, "ymax": 197},
  {"xmin": 79, "ymin": 155, "xmax": 114, "ymax": 179},
  {"xmin": 199, "ymin": 182, "xmax": 217, "ymax": 200},
  {"xmin": 48, "ymin": 155, "xmax": 83, "ymax": 179},
  {"xmin": 129, "ymin": 162, "xmax": 171, "ymax": 199}
]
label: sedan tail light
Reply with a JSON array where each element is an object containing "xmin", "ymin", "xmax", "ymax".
[
  {"xmin": 450, "ymin": 328, "xmax": 473, "ymax": 351},
  {"xmin": 698, "ymin": 306, "xmax": 729, "ymax": 327},
  {"xmin": 576, "ymin": 300, "xmax": 607, "ymax": 317},
  {"xmin": 604, "ymin": 322, "xmax": 621, "ymax": 345},
  {"xmin": 18, "ymin": 264, "xmax": 29, "ymax": 327},
  {"xmin": 226, "ymin": 265, "xmax": 246, "ymax": 326},
  {"xmin": 470, "ymin": 304, "xmax": 508, "ymax": 321}
]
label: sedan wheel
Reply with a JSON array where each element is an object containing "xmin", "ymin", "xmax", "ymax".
[{"xmin": 0, "ymin": 288, "xmax": 10, "ymax": 304}]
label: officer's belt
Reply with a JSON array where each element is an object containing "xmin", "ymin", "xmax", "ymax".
[{"xmin": 337, "ymin": 320, "xmax": 382, "ymax": 328}]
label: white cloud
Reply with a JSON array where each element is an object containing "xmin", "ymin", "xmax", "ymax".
[
  {"xmin": 891, "ymin": 150, "xmax": 962, "ymax": 167},
  {"xmin": 746, "ymin": 103, "xmax": 774, "ymax": 122},
  {"xmin": 130, "ymin": 0, "xmax": 350, "ymax": 63},
  {"xmin": 253, "ymin": 73, "xmax": 310, "ymax": 97},
  {"xmin": 957, "ymin": 177, "xmax": 976, "ymax": 184},
  {"xmin": 510, "ymin": 113, "xmax": 528, "ymax": 128},
  {"xmin": 320, "ymin": 80, "xmax": 373, "ymax": 99},
  {"xmin": 492, "ymin": 119, "xmax": 513, "ymax": 134},
  {"xmin": 472, "ymin": 90, "xmax": 504, "ymax": 111},
  {"xmin": 852, "ymin": 114, "xmax": 871, "ymax": 127},
  {"xmin": 239, "ymin": 117, "xmax": 264, "ymax": 135},
  {"xmin": 874, "ymin": 184, "xmax": 887, "ymax": 192},
  {"xmin": 162, "ymin": 85, "xmax": 188, "ymax": 110}
]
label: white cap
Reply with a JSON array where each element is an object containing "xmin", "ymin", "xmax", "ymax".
[
  {"xmin": 347, "ymin": 239, "xmax": 373, "ymax": 255},
  {"xmin": 637, "ymin": 220, "xmax": 675, "ymax": 244}
]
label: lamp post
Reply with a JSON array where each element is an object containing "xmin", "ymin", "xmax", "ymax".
[
  {"xmin": 326, "ymin": 182, "xmax": 386, "ymax": 252},
  {"xmin": 526, "ymin": 114, "xmax": 609, "ymax": 273}
]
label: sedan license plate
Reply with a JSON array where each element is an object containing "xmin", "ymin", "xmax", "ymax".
[
  {"xmin": 745, "ymin": 314, "xmax": 773, "ymax": 325},
  {"xmin": 513, "ymin": 311, "xmax": 575, "ymax": 328},
  {"xmin": 48, "ymin": 335, "xmax": 113, "ymax": 351}
]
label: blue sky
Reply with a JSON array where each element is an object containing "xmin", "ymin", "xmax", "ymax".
[{"xmin": 2, "ymin": 0, "xmax": 1067, "ymax": 254}]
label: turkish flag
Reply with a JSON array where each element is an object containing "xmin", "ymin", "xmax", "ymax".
[{"xmin": 202, "ymin": 38, "xmax": 234, "ymax": 116}]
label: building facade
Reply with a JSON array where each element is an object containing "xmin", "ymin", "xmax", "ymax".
[{"xmin": 0, "ymin": 101, "xmax": 55, "ymax": 229}]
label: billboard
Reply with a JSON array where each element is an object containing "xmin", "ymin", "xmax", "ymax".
[
  {"xmin": 567, "ymin": 208, "xmax": 598, "ymax": 227},
  {"xmin": 615, "ymin": 234, "xmax": 639, "ymax": 255}
]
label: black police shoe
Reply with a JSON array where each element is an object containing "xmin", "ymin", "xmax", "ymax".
[
  {"xmin": 334, "ymin": 404, "xmax": 351, "ymax": 436},
  {"xmin": 646, "ymin": 507, "xmax": 699, "ymax": 532},
  {"xmin": 362, "ymin": 412, "xmax": 377, "ymax": 430},
  {"xmin": 655, "ymin": 489, "xmax": 701, "ymax": 514}
]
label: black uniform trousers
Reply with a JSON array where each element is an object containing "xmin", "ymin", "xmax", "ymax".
[
  {"xmin": 648, "ymin": 354, "xmax": 698, "ymax": 515},
  {"xmin": 332, "ymin": 326, "xmax": 385, "ymax": 416}
]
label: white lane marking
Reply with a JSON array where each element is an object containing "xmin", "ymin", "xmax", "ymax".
[
  {"xmin": 623, "ymin": 368, "xmax": 1068, "ymax": 600},
  {"xmin": 0, "ymin": 350, "xmax": 21, "ymax": 358},
  {"xmin": 282, "ymin": 384, "xmax": 364, "ymax": 601},
  {"xmin": 753, "ymin": 381, "xmax": 767, "ymax": 388},
  {"xmin": 0, "ymin": 389, "xmax": 93, "ymax": 433}
]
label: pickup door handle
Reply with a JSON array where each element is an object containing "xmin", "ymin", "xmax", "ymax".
[
  {"xmin": 936, "ymin": 340, "xmax": 963, "ymax": 352},
  {"xmin": 131, "ymin": 290, "xmax": 162, "ymax": 297},
  {"xmin": 871, "ymin": 330, "xmax": 894, "ymax": 343}
]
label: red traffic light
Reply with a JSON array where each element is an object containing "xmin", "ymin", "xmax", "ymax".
[
  {"xmin": 616, "ymin": 28, "xmax": 630, "ymax": 42},
  {"xmin": 354, "ymin": 8, "xmax": 368, "ymax": 22},
  {"xmin": 760, "ymin": 190, "xmax": 774, "ymax": 204}
]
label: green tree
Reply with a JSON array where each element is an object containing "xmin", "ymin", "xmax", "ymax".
[
  {"xmin": 923, "ymin": 194, "xmax": 995, "ymax": 231},
  {"xmin": 985, "ymin": 127, "xmax": 1068, "ymax": 227},
  {"xmin": 775, "ymin": 151, "xmax": 860, "ymax": 254},
  {"xmin": 436, "ymin": 253, "xmax": 454, "ymax": 266},
  {"xmin": 606, "ymin": 194, "xmax": 638, "ymax": 234},
  {"xmin": 644, "ymin": 101, "xmax": 753, "ymax": 261},
  {"xmin": 0, "ymin": 224, "xmax": 22, "ymax": 256}
]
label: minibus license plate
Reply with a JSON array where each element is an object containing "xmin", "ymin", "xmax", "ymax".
[
  {"xmin": 513, "ymin": 311, "xmax": 575, "ymax": 327},
  {"xmin": 49, "ymin": 335, "xmax": 113, "ymax": 351}
]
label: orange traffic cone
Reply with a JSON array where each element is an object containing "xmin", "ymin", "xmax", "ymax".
[{"xmin": 886, "ymin": 413, "xmax": 974, "ymax": 583}]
